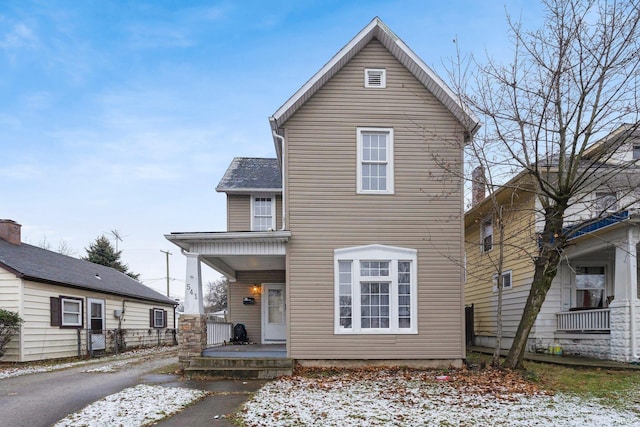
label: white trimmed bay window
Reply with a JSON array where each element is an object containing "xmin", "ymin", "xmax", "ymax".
[
  {"xmin": 357, "ymin": 127, "xmax": 394, "ymax": 194},
  {"xmin": 334, "ymin": 244, "xmax": 417, "ymax": 334}
]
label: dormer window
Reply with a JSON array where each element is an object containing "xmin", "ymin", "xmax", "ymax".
[
  {"xmin": 251, "ymin": 195, "xmax": 276, "ymax": 231},
  {"xmin": 364, "ymin": 68, "xmax": 386, "ymax": 88}
]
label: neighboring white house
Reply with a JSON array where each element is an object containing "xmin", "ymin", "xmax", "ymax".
[{"xmin": 0, "ymin": 219, "xmax": 178, "ymax": 362}]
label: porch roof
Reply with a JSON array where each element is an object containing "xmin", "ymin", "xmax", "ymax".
[{"xmin": 164, "ymin": 231, "xmax": 291, "ymax": 281}]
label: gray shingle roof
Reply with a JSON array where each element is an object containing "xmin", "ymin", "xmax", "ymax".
[
  {"xmin": 0, "ymin": 239, "xmax": 176, "ymax": 305},
  {"xmin": 216, "ymin": 157, "xmax": 282, "ymax": 193}
]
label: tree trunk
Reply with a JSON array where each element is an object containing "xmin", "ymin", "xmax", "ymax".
[{"xmin": 503, "ymin": 206, "xmax": 565, "ymax": 369}]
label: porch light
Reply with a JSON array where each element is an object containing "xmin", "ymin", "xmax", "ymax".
[{"xmin": 251, "ymin": 285, "xmax": 261, "ymax": 295}]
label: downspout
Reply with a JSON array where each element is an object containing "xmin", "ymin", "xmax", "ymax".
[{"xmin": 272, "ymin": 130, "xmax": 286, "ymax": 230}]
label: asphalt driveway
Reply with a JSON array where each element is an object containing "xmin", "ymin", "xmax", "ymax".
[{"xmin": 0, "ymin": 351, "xmax": 178, "ymax": 427}]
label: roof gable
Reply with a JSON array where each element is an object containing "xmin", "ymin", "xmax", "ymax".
[
  {"xmin": 269, "ymin": 17, "xmax": 480, "ymax": 146},
  {"xmin": 0, "ymin": 239, "xmax": 175, "ymax": 305},
  {"xmin": 216, "ymin": 157, "xmax": 282, "ymax": 193}
]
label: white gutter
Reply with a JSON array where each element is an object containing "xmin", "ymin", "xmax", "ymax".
[{"xmin": 272, "ymin": 130, "xmax": 286, "ymax": 230}]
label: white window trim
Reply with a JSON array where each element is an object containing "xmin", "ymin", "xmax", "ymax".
[
  {"xmin": 334, "ymin": 244, "xmax": 417, "ymax": 334},
  {"xmin": 493, "ymin": 270, "xmax": 512, "ymax": 292},
  {"xmin": 481, "ymin": 217, "xmax": 493, "ymax": 253},
  {"xmin": 153, "ymin": 308, "xmax": 165, "ymax": 328},
  {"xmin": 250, "ymin": 193, "xmax": 276, "ymax": 231},
  {"xmin": 356, "ymin": 127, "xmax": 394, "ymax": 195},
  {"xmin": 364, "ymin": 68, "xmax": 387, "ymax": 88},
  {"xmin": 61, "ymin": 297, "xmax": 83, "ymax": 327}
]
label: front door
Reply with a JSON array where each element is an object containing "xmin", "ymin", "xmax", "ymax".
[
  {"xmin": 262, "ymin": 283, "xmax": 286, "ymax": 343},
  {"xmin": 87, "ymin": 298, "xmax": 106, "ymax": 351}
]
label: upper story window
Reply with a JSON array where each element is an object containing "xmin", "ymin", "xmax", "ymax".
[
  {"xmin": 357, "ymin": 128, "xmax": 394, "ymax": 194},
  {"xmin": 595, "ymin": 192, "xmax": 617, "ymax": 214},
  {"xmin": 334, "ymin": 244, "xmax": 417, "ymax": 334},
  {"xmin": 251, "ymin": 195, "xmax": 276, "ymax": 231},
  {"xmin": 364, "ymin": 68, "xmax": 386, "ymax": 88},
  {"xmin": 633, "ymin": 145, "xmax": 640, "ymax": 160},
  {"xmin": 493, "ymin": 270, "xmax": 512, "ymax": 292},
  {"xmin": 481, "ymin": 217, "xmax": 493, "ymax": 253}
]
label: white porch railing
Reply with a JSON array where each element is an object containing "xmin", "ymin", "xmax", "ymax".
[
  {"xmin": 556, "ymin": 308, "xmax": 610, "ymax": 332},
  {"xmin": 207, "ymin": 321, "xmax": 233, "ymax": 345}
]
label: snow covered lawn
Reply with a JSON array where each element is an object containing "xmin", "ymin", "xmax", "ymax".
[
  {"xmin": 241, "ymin": 368, "xmax": 640, "ymax": 426},
  {"xmin": 53, "ymin": 384, "xmax": 207, "ymax": 427}
]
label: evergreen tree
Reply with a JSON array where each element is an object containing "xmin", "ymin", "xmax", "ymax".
[{"xmin": 83, "ymin": 235, "xmax": 140, "ymax": 280}]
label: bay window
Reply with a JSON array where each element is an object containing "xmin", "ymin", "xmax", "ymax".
[{"xmin": 334, "ymin": 244, "xmax": 417, "ymax": 334}]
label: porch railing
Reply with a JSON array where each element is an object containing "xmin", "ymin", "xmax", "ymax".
[
  {"xmin": 207, "ymin": 321, "xmax": 233, "ymax": 345},
  {"xmin": 556, "ymin": 308, "xmax": 610, "ymax": 332}
]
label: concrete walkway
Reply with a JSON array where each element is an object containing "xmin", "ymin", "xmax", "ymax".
[{"xmin": 468, "ymin": 346, "xmax": 640, "ymax": 370}]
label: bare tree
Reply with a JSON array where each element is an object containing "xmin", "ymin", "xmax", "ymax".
[
  {"xmin": 463, "ymin": 0, "xmax": 640, "ymax": 369},
  {"xmin": 204, "ymin": 278, "xmax": 228, "ymax": 313},
  {"xmin": 37, "ymin": 235, "xmax": 75, "ymax": 256}
]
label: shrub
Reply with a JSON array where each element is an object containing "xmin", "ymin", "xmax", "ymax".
[{"xmin": 0, "ymin": 309, "xmax": 23, "ymax": 358}]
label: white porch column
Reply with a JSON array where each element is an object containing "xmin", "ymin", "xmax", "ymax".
[
  {"xmin": 183, "ymin": 252, "xmax": 204, "ymax": 315},
  {"xmin": 610, "ymin": 228, "xmax": 640, "ymax": 362}
]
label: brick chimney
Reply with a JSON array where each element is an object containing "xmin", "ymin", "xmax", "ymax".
[
  {"xmin": 471, "ymin": 166, "xmax": 486, "ymax": 207},
  {"xmin": 0, "ymin": 220, "xmax": 22, "ymax": 245}
]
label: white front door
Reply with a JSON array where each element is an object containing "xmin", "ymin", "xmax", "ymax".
[
  {"xmin": 87, "ymin": 298, "xmax": 106, "ymax": 351},
  {"xmin": 262, "ymin": 283, "xmax": 286, "ymax": 343}
]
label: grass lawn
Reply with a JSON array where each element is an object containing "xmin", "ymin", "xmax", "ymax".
[{"xmin": 467, "ymin": 350, "xmax": 640, "ymax": 413}]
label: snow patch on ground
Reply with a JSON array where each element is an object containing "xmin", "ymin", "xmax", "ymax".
[
  {"xmin": 242, "ymin": 373, "xmax": 640, "ymax": 426},
  {"xmin": 53, "ymin": 384, "xmax": 207, "ymax": 427},
  {"xmin": 0, "ymin": 346, "xmax": 176, "ymax": 379}
]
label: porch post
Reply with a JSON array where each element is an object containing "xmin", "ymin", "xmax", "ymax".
[
  {"xmin": 610, "ymin": 228, "xmax": 640, "ymax": 362},
  {"xmin": 183, "ymin": 252, "xmax": 204, "ymax": 315},
  {"xmin": 178, "ymin": 252, "xmax": 206, "ymax": 368}
]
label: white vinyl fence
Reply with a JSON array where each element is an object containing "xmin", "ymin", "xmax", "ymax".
[{"xmin": 207, "ymin": 321, "xmax": 233, "ymax": 345}]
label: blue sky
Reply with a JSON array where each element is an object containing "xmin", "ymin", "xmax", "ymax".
[{"xmin": 0, "ymin": 0, "xmax": 543, "ymax": 298}]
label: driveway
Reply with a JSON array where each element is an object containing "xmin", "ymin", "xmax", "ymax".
[{"xmin": 0, "ymin": 351, "xmax": 178, "ymax": 427}]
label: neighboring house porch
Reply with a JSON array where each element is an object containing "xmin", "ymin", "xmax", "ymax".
[{"xmin": 532, "ymin": 212, "xmax": 640, "ymax": 361}]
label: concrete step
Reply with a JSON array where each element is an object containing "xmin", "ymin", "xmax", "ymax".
[{"xmin": 185, "ymin": 357, "xmax": 294, "ymax": 379}]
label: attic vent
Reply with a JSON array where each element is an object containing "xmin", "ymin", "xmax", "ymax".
[{"xmin": 365, "ymin": 68, "xmax": 386, "ymax": 88}]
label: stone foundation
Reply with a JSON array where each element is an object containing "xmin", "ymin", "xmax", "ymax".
[
  {"xmin": 178, "ymin": 314, "xmax": 207, "ymax": 368},
  {"xmin": 609, "ymin": 301, "xmax": 640, "ymax": 362}
]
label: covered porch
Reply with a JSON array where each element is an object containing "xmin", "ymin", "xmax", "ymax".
[
  {"xmin": 165, "ymin": 231, "xmax": 291, "ymax": 365},
  {"xmin": 548, "ymin": 217, "xmax": 640, "ymax": 361}
]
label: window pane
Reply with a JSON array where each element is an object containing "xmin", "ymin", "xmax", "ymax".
[
  {"xmin": 576, "ymin": 267, "xmax": 605, "ymax": 308},
  {"xmin": 360, "ymin": 282, "xmax": 390, "ymax": 329},
  {"xmin": 398, "ymin": 261, "xmax": 411, "ymax": 328},
  {"xmin": 338, "ymin": 260, "xmax": 353, "ymax": 329},
  {"xmin": 63, "ymin": 313, "xmax": 79, "ymax": 324},
  {"xmin": 253, "ymin": 197, "xmax": 273, "ymax": 231}
]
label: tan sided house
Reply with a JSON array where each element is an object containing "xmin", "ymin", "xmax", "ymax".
[
  {"xmin": 465, "ymin": 124, "xmax": 640, "ymax": 362},
  {"xmin": 0, "ymin": 220, "xmax": 177, "ymax": 362},
  {"xmin": 167, "ymin": 17, "xmax": 480, "ymax": 367}
]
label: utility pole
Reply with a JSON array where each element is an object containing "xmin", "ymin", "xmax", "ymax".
[{"xmin": 160, "ymin": 250, "xmax": 172, "ymax": 297}]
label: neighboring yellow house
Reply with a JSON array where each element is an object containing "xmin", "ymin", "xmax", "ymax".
[
  {"xmin": 0, "ymin": 219, "xmax": 177, "ymax": 362},
  {"xmin": 465, "ymin": 125, "xmax": 640, "ymax": 362}
]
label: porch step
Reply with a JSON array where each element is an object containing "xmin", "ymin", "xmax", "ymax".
[{"xmin": 184, "ymin": 357, "xmax": 294, "ymax": 379}]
